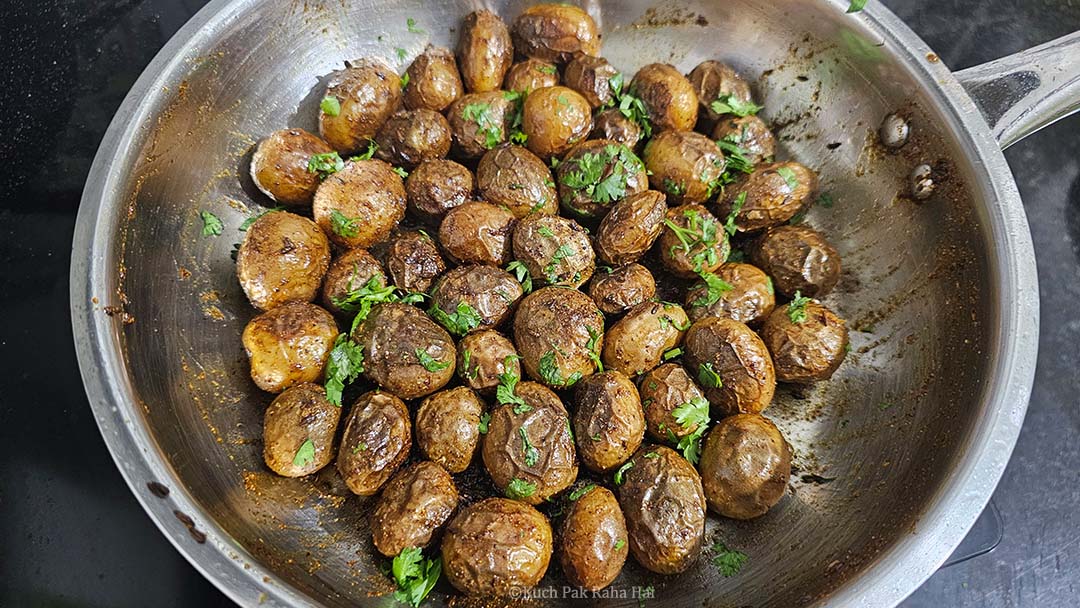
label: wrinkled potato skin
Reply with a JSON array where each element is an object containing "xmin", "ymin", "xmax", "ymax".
[
  {"xmin": 416, "ymin": 387, "xmax": 485, "ymax": 473},
  {"xmin": 558, "ymin": 486, "xmax": 628, "ymax": 591},
  {"xmin": 557, "ymin": 139, "xmax": 648, "ymax": 219},
  {"xmin": 513, "ymin": 287, "xmax": 605, "ymax": 388},
  {"xmin": 512, "ymin": 214, "xmax": 595, "ymax": 288},
  {"xmin": 319, "ymin": 60, "xmax": 402, "ymax": 154},
  {"xmin": 442, "ymin": 498, "xmax": 553, "ymax": 596},
  {"xmin": 573, "ymin": 371, "xmax": 645, "ymax": 473},
  {"xmin": 250, "ymin": 129, "xmax": 333, "ymax": 206},
  {"xmin": 644, "ymin": 130, "xmax": 725, "ymax": 205},
  {"xmin": 523, "ymin": 86, "xmax": 593, "ymax": 160},
  {"xmin": 476, "ymin": 144, "xmax": 558, "ymax": 218},
  {"xmin": 587, "ymin": 264, "xmax": 656, "ymax": 315},
  {"xmin": 750, "ymin": 225, "xmax": 841, "ymax": 298},
  {"xmin": 438, "ymin": 201, "xmax": 516, "ymax": 266},
  {"xmin": 312, "ymin": 159, "xmax": 406, "ymax": 248},
  {"xmin": 242, "ymin": 302, "xmax": 338, "ymax": 394},
  {"xmin": 563, "ymin": 54, "xmax": 617, "ymax": 108},
  {"xmin": 511, "ymin": 4, "xmax": 600, "ymax": 63},
  {"xmin": 458, "ymin": 10, "xmax": 514, "ymax": 93},
  {"xmin": 336, "ymin": 391, "xmax": 411, "ymax": 496},
  {"xmin": 321, "ymin": 247, "xmax": 386, "ymax": 315},
  {"xmin": 687, "ymin": 60, "xmax": 753, "ymax": 132},
  {"xmin": 716, "ymin": 162, "xmax": 818, "ymax": 233},
  {"xmin": 592, "ymin": 109, "xmax": 644, "ymax": 150},
  {"xmin": 761, "ymin": 302, "xmax": 848, "ymax": 383},
  {"xmin": 482, "ymin": 382, "xmax": 577, "ymax": 504},
  {"xmin": 683, "ymin": 317, "xmax": 776, "ymax": 416},
  {"xmin": 504, "ymin": 59, "xmax": 560, "ymax": 93},
  {"xmin": 404, "ymin": 46, "xmax": 463, "ymax": 112},
  {"xmin": 406, "ymin": 159, "xmax": 474, "ymax": 225},
  {"xmin": 630, "ymin": 64, "xmax": 698, "ymax": 132},
  {"xmin": 617, "ymin": 446, "xmax": 706, "ymax": 574},
  {"xmin": 712, "ymin": 115, "xmax": 776, "ymax": 165},
  {"xmin": 657, "ymin": 204, "xmax": 730, "ymax": 279},
  {"xmin": 263, "ymin": 383, "xmax": 340, "ymax": 477},
  {"xmin": 447, "ymin": 91, "xmax": 517, "ymax": 159},
  {"xmin": 685, "ymin": 262, "xmax": 776, "ymax": 326},
  {"xmin": 457, "ymin": 330, "xmax": 521, "ymax": 394},
  {"xmin": 354, "ymin": 303, "xmax": 456, "ymax": 400},
  {"xmin": 638, "ymin": 363, "xmax": 707, "ymax": 443},
  {"xmin": 371, "ymin": 461, "xmax": 459, "ymax": 556},
  {"xmin": 699, "ymin": 414, "xmax": 792, "ymax": 520},
  {"xmin": 386, "ymin": 231, "xmax": 445, "ymax": 294},
  {"xmin": 595, "ymin": 189, "xmax": 666, "ymax": 265},
  {"xmin": 237, "ymin": 211, "xmax": 331, "ymax": 311},
  {"xmin": 374, "ymin": 109, "xmax": 452, "ymax": 169},
  {"xmin": 429, "ymin": 265, "xmax": 524, "ymax": 333},
  {"xmin": 602, "ymin": 301, "xmax": 689, "ymax": 377}
]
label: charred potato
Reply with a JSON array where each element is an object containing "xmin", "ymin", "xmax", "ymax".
[
  {"xmin": 438, "ymin": 201, "xmax": 516, "ymax": 266},
  {"xmin": 643, "ymin": 130, "xmax": 725, "ymax": 204},
  {"xmin": 237, "ymin": 211, "xmax": 331, "ymax": 311},
  {"xmin": 657, "ymin": 204, "xmax": 730, "ymax": 279},
  {"xmin": 428, "ymin": 265, "xmax": 524, "ymax": 335},
  {"xmin": 404, "ymin": 45, "xmax": 463, "ymax": 112},
  {"xmin": 513, "ymin": 286, "xmax": 605, "ymax": 388},
  {"xmin": 511, "ymin": 3, "xmax": 600, "ymax": 63},
  {"xmin": 416, "ymin": 387, "xmax": 485, "ymax": 473},
  {"xmin": 320, "ymin": 247, "xmax": 387, "ymax": 315},
  {"xmin": 457, "ymin": 330, "xmax": 521, "ymax": 394},
  {"xmin": 511, "ymin": 214, "xmax": 595, "ymax": 288},
  {"xmin": 687, "ymin": 60, "xmax": 754, "ymax": 132},
  {"xmin": 447, "ymin": 91, "xmax": 517, "ymax": 159},
  {"xmin": 242, "ymin": 302, "xmax": 338, "ymax": 394},
  {"xmin": 587, "ymin": 263, "xmax": 656, "ymax": 315},
  {"xmin": 405, "ymin": 159, "xmax": 474, "ymax": 225},
  {"xmin": 563, "ymin": 54, "xmax": 617, "ymax": 108},
  {"xmin": 354, "ymin": 303, "xmax": 456, "ymax": 399},
  {"xmin": 712, "ymin": 115, "xmax": 776, "ymax": 165},
  {"xmin": 592, "ymin": 108, "xmax": 644, "ymax": 150},
  {"xmin": 250, "ymin": 129, "xmax": 333, "ymax": 206},
  {"xmin": 385, "ymin": 231, "xmax": 445, "ymax": 294},
  {"xmin": 371, "ymin": 461, "xmax": 459, "ymax": 556},
  {"xmin": 558, "ymin": 485, "xmax": 628, "ymax": 591},
  {"xmin": 319, "ymin": 59, "xmax": 402, "ymax": 154},
  {"xmin": 476, "ymin": 144, "xmax": 558, "ymax": 218},
  {"xmin": 638, "ymin": 363, "xmax": 708, "ymax": 444},
  {"xmin": 683, "ymin": 317, "xmax": 776, "ymax": 416},
  {"xmin": 573, "ymin": 371, "xmax": 645, "ymax": 472},
  {"xmin": 522, "ymin": 86, "xmax": 593, "ymax": 160},
  {"xmin": 312, "ymin": 159, "xmax": 406, "ymax": 249},
  {"xmin": 685, "ymin": 262, "xmax": 776, "ymax": 326},
  {"xmin": 262, "ymin": 383, "xmax": 340, "ymax": 477},
  {"xmin": 699, "ymin": 414, "xmax": 792, "ymax": 519},
  {"xmin": 750, "ymin": 225, "xmax": 841, "ymax": 298},
  {"xmin": 602, "ymin": 301, "xmax": 689, "ymax": 377},
  {"xmin": 761, "ymin": 301, "xmax": 848, "ymax": 383},
  {"xmin": 556, "ymin": 140, "xmax": 647, "ymax": 219},
  {"xmin": 630, "ymin": 64, "xmax": 698, "ymax": 132},
  {"xmin": 336, "ymin": 390, "xmax": 411, "ymax": 496},
  {"xmin": 504, "ymin": 58, "xmax": 560, "ymax": 93},
  {"xmin": 374, "ymin": 109, "xmax": 452, "ymax": 169},
  {"xmin": 457, "ymin": 10, "xmax": 514, "ymax": 93},
  {"xmin": 716, "ymin": 162, "xmax": 818, "ymax": 233},
  {"xmin": 595, "ymin": 189, "xmax": 666, "ymax": 265}
]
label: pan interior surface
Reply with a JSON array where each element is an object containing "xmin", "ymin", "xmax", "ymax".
[{"xmin": 75, "ymin": 0, "xmax": 1025, "ymax": 606}]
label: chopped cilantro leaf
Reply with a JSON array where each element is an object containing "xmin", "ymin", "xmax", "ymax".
[
  {"xmin": 320, "ymin": 96, "xmax": 341, "ymax": 117},
  {"xmin": 329, "ymin": 209, "xmax": 360, "ymax": 238},
  {"xmin": 428, "ymin": 300, "xmax": 483, "ymax": 336},
  {"xmin": 505, "ymin": 478, "xmax": 537, "ymax": 499},
  {"xmin": 325, "ymin": 334, "xmax": 364, "ymax": 406},
  {"xmin": 200, "ymin": 210, "xmax": 223, "ymax": 236},
  {"xmin": 698, "ymin": 363, "xmax": 723, "ymax": 389},
  {"xmin": 568, "ymin": 484, "xmax": 596, "ymax": 501},
  {"xmin": 292, "ymin": 438, "xmax": 315, "ymax": 468},
  {"xmin": 613, "ymin": 461, "xmax": 634, "ymax": 485},
  {"xmin": 787, "ymin": 291, "xmax": 812, "ymax": 324},
  {"xmin": 519, "ymin": 427, "xmax": 540, "ymax": 467},
  {"xmin": 711, "ymin": 541, "xmax": 748, "ymax": 577},
  {"xmin": 710, "ymin": 94, "xmax": 763, "ymax": 117},
  {"xmin": 308, "ymin": 151, "xmax": 345, "ymax": 179},
  {"xmin": 415, "ymin": 347, "xmax": 450, "ymax": 372},
  {"xmin": 391, "ymin": 547, "xmax": 441, "ymax": 608}
]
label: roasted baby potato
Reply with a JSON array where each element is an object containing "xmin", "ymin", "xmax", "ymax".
[
  {"xmin": 511, "ymin": 213, "xmax": 595, "ymax": 288},
  {"xmin": 370, "ymin": 461, "xmax": 459, "ymax": 556},
  {"xmin": 683, "ymin": 316, "xmax": 776, "ymax": 416},
  {"xmin": 428, "ymin": 265, "xmax": 524, "ymax": 334},
  {"xmin": 591, "ymin": 108, "xmax": 644, "ymax": 150},
  {"xmin": 573, "ymin": 371, "xmax": 645, "ymax": 472},
  {"xmin": 687, "ymin": 60, "xmax": 754, "ymax": 132},
  {"xmin": 447, "ymin": 91, "xmax": 518, "ymax": 159},
  {"xmin": 638, "ymin": 363, "xmax": 708, "ymax": 444},
  {"xmin": 556, "ymin": 139, "xmax": 647, "ymax": 219},
  {"xmin": 458, "ymin": 10, "xmax": 514, "ymax": 93},
  {"xmin": 404, "ymin": 45, "xmax": 463, "ymax": 112},
  {"xmin": 595, "ymin": 189, "xmax": 666, "ymax": 265},
  {"xmin": 558, "ymin": 485, "xmax": 628, "ymax": 591},
  {"xmin": 250, "ymin": 128, "xmax": 333, "ymax": 206},
  {"xmin": 320, "ymin": 247, "xmax": 387, "ymax": 315},
  {"xmin": 685, "ymin": 262, "xmax": 776, "ymax": 326},
  {"xmin": 657, "ymin": 203, "xmax": 730, "ymax": 279},
  {"xmin": 374, "ymin": 109, "xmax": 452, "ymax": 169},
  {"xmin": 503, "ymin": 58, "xmax": 560, "ymax": 93},
  {"xmin": 587, "ymin": 263, "xmax": 656, "ymax": 315},
  {"xmin": 236, "ymin": 211, "xmax": 331, "ymax": 311},
  {"xmin": 761, "ymin": 300, "xmax": 848, "ymax": 383},
  {"xmin": 416, "ymin": 387, "xmax": 485, "ymax": 473},
  {"xmin": 513, "ymin": 286, "xmax": 605, "ymax": 388},
  {"xmin": 712, "ymin": 114, "xmax": 776, "ymax": 165},
  {"xmin": 563, "ymin": 54, "xmax": 618, "ymax": 108},
  {"xmin": 319, "ymin": 59, "xmax": 402, "ymax": 154},
  {"xmin": 336, "ymin": 390, "xmax": 411, "ymax": 496},
  {"xmin": 716, "ymin": 161, "xmax": 818, "ymax": 233},
  {"xmin": 750, "ymin": 225, "xmax": 841, "ymax": 298},
  {"xmin": 438, "ymin": 201, "xmax": 516, "ymax": 266},
  {"xmin": 699, "ymin": 414, "xmax": 792, "ymax": 519},
  {"xmin": 601, "ymin": 301, "xmax": 689, "ymax": 377},
  {"xmin": 511, "ymin": 3, "xmax": 600, "ymax": 63},
  {"xmin": 643, "ymin": 130, "xmax": 725, "ymax": 204},
  {"xmin": 242, "ymin": 302, "xmax": 338, "ymax": 393},
  {"xmin": 476, "ymin": 144, "xmax": 558, "ymax": 218},
  {"xmin": 630, "ymin": 64, "xmax": 698, "ymax": 132},
  {"xmin": 354, "ymin": 303, "xmax": 456, "ymax": 399},
  {"xmin": 262, "ymin": 383, "xmax": 340, "ymax": 477},
  {"xmin": 385, "ymin": 230, "xmax": 445, "ymax": 294},
  {"xmin": 456, "ymin": 330, "xmax": 521, "ymax": 394},
  {"xmin": 312, "ymin": 159, "xmax": 406, "ymax": 249},
  {"xmin": 405, "ymin": 159, "xmax": 474, "ymax": 225},
  {"xmin": 523, "ymin": 86, "xmax": 593, "ymax": 160}
]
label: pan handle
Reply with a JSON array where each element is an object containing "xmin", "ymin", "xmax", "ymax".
[{"xmin": 955, "ymin": 30, "xmax": 1080, "ymax": 149}]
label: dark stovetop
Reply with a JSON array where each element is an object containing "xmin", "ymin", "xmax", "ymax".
[{"xmin": 0, "ymin": 1, "xmax": 1077, "ymax": 606}]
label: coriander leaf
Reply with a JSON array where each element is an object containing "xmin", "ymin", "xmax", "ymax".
[
  {"xmin": 775, "ymin": 165, "xmax": 800, "ymax": 190},
  {"xmin": 673, "ymin": 396, "xmax": 710, "ymax": 430},
  {"xmin": 678, "ymin": 427, "xmax": 707, "ymax": 464},
  {"xmin": 320, "ymin": 96, "xmax": 341, "ymax": 117},
  {"xmin": 662, "ymin": 347, "xmax": 683, "ymax": 361},
  {"xmin": 461, "ymin": 349, "xmax": 477, "ymax": 379},
  {"xmin": 538, "ymin": 350, "xmax": 579, "ymax": 387},
  {"xmin": 765, "ymin": 276, "xmax": 774, "ymax": 295},
  {"xmin": 538, "ymin": 64, "xmax": 558, "ymax": 75},
  {"xmin": 200, "ymin": 210, "xmax": 223, "ymax": 236},
  {"xmin": 644, "ymin": 451, "xmax": 660, "ymax": 459},
  {"xmin": 238, "ymin": 206, "xmax": 285, "ymax": 231},
  {"xmin": 292, "ymin": 438, "xmax": 315, "ymax": 468},
  {"xmin": 505, "ymin": 260, "xmax": 534, "ymax": 294},
  {"xmin": 818, "ymin": 192, "xmax": 835, "ymax": 208},
  {"xmin": 329, "ymin": 209, "xmax": 360, "ymax": 238},
  {"xmin": 332, "ymin": 274, "xmax": 397, "ymax": 319},
  {"xmin": 716, "ymin": 136, "xmax": 755, "ymax": 174},
  {"xmin": 462, "ymin": 102, "xmax": 503, "ymax": 149},
  {"xmin": 690, "ymin": 271, "xmax": 734, "ymax": 308},
  {"xmin": 400, "ymin": 71, "xmax": 410, "ymax": 89},
  {"xmin": 615, "ymin": 539, "xmax": 625, "ymax": 550},
  {"xmin": 352, "ymin": 442, "xmax": 367, "ymax": 454},
  {"xmin": 543, "ymin": 244, "xmax": 576, "ymax": 283},
  {"xmin": 537, "ymin": 226, "xmax": 556, "ymax": 238},
  {"xmin": 662, "ymin": 177, "xmax": 686, "ymax": 197},
  {"xmin": 392, "ymin": 166, "xmax": 409, "ymax": 179},
  {"xmin": 496, "ymin": 356, "xmax": 529, "ymax": 411},
  {"xmin": 478, "ymin": 412, "xmax": 491, "ymax": 434},
  {"xmin": 415, "ymin": 347, "xmax": 450, "ymax": 372},
  {"xmin": 428, "ymin": 300, "xmax": 483, "ymax": 336},
  {"xmin": 613, "ymin": 461, "xmax": 634, "ymax": 485},
  {"xmin": 723, "ymin": 191, "xmax": 747, "ymax": 236},
  {"xmin": 391, "ymin": 547, "xmax": 441, "ymax": 608},
  {"xmin": 406, "ymin": 17, "xmax": 424, "ymax": 33},
  {"xmin": 847, "ymin": 0, "xmax": 868, "ymax": 13},
  {"xmin": 787, "ymin": 291, "xmax": 812, "ymax": 324},
  {"xmin": 698, "ymin": 363, "xmax": 723, "ymax": 389},
  {"xmin": 519, "ymin": 427, "xmax": 540, "ymax": 467},
  {"xmin": 710, "ymin": 94, "xmax": 763, "ymax": 117},
  {"xmin": 395, "ymin": 47, "xmax": 407, "ymax": 61},
  {"xmin": 505, "ymin": 478, "xmax": 537, "ymax": 500},
  {"xmin": 350, "ymin": 140, "xmax": 378, "ymax": 162},
  {"xmin": 568, "ymin": 484, "xmax": 596, "ymax": 501},
  {"xmin": 559, "ymin": 144, "xmax": 643, "ymax": 206},
  {"xmin": 711, "ymin": 541, "xmax": 748, "ymax": 577},
  {"xmin": 325, "ymin": 334, "xmax": 364, "ymax": 406},
  {"xmin": 586, "ymin": 326, "xmax": 604, "ymax": 372},
  {"xmin": 307, "ymin": 151, "xmax": 345, "ymax": 180}
]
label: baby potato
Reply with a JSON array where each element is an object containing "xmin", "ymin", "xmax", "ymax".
[
  {"xmin": 592, "ymin": 108, "xmax": 644, "ymax": 150},
  {"xmin": 511, "ymin": 3, "xmax": 600, "ymax": 63},
  {"xmin": 404, "ymin": 45, "xmax": 463, "ymax": 112},
  {"xmin": 405, "ymin": 159, "xmax": 474, "ymax": 226},
  {"xmin": 563, "ymin": 54, "xmax": 618, "ymax": 108},
  {"xmin": 438, "ymin": 201, "xmax": 516, "ymax": 266},
  {"xmin": 312, "ymin": 159, "xmax": 406, "ymax": 249},
  {"xmin": 428, "ymin": 264, "xmax": 524, "ymax": 334},
  {"xmin": 236, "ymin": 211, "xmax": 331, "ymax": 311},
  {"xmin": 416, "ymin": 386, "xmax": 485, "ymax": 473},
  {"xmin": 385, "ymin": 230, "xmax": 445, "ymax": 294},
  {"xmin": 657, "ymin": 203, "xmax": 730, "ymax": 279},
  {"xmin": 699, "ymin": 414, "xmax": 792, "ymax": 519},
  {"xmin": 504, "ymin": 58, "xmax": 560, "ymax": 94},
  {"xmin": 250, "ymin": 129, "xmax": 333, "ymax": 206},
  {"xmin": 447, "ymin": 91, "xmax": 518, "ymax": 159},
  {"xmin": 712, "ymin": 115, "xmax": 776, "ymax": 165},
  {"xmin": 573, "ymin": 371, "xmax": 645, "ymax": 473},
  {"xmin": 476, "ymin": 144, "xmax": 558, "ymax": 218},
  {"xmin": 687, "ymin": 60, "xmax": 754, "ymax": 132},
  {"xmin": 643, "ymin": 130, "xmax": 725, "ymax": 204},
  {"xmin": 242, "ymin": 302, "xmax": 338, "ymax": 394},
  {"xmin": 511, "ymin": 214, "xmax": 595, "ymax": 288},
  {"xmin": 262, "ymin": 383, "xmax": 340, "ymax": 477},
  {"xmin": 683, "ymin": 317, "xmax": 776, "ymax": 416},
  {"xmin": 457, "ymin": 330, "xmax": 521, "ymax": 394},
  {"xmin": 522, "ymin": 86, "xmax": 593, "ymax": 160},
  {"xmin": 458, "ymin": 10, "xmax": 514, "ymax": 93},
  {"xmin": 354, "ymin": 303, "xmax": 456, "ymax": 400},
  {"xmin": 558, "ymin": 485, "xmax": 628, "ymax": 591},
  {"xmin": 513, "ymin": 286, "xmax": 605, "ymax": 389},
  {"xmin": 374, "ymin": 109, "xmax": 452, "ymax": 169},
  {"xmin": 630, "ymin": 64, "xmax": 698, "ymax": 132},
  {"xmin": 336, "ymin": 390, "xmax": 411, "ymax": 496},
  {"xmin": 595, "ymin": 189, "xmax": 666, "ymax": 266},
  {"xmin": 685, "ymin": 262, "xmax": 776, "ymax": 326},
  {"xmin": 716, "ymin": 161, "xmax": 818, "ymax": 233},
  {"xmin": 761, "ymin": 300, "xmax": 848, "ymax": 383},
  {"xmin": 587, "ymin": 263, "xmax": 656, "ymax": 315},
  {"xmin": 556, "ymin": 139, "xmax": 648, "ymax": 219},
  {"xmin": 320, "ymin": 247, "xmax": 387, "ymax": 315},
  {"xmin": 370, "ymin": 461, "xmax": 459, "ymax": 556},
  {"xmin": 750, "ymin": 225, "xmax": 841, "ymax": 298},
  {"xmin": 601, "ymin": 301, "xmax": 689, "ymax": 377},
  {"xmin": 319, "ymin": 59, "xmax": 402, "ymax": 154},
  {"xmin": 638, "ymin": 363, "xmax": 708, "ymax": 444}
]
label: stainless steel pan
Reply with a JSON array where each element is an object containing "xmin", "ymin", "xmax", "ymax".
[{"xmin": 70, "ymin": 0, "xmax": 1080, "ymax": 606}]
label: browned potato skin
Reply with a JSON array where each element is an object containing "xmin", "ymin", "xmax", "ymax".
[
  {"xmin": 511, "ymin": 4, "xmax": 600, "ymax": 63},
  {"xmin": 643, "ymin": 130, "xmax": 725, "ymax": 204},
  {"xmin": 617, "ymin": 446, "xmax": 706, "ymax": 574},
  {"xmin": 503, "ymin": 59, "xmax": 560, "ymax": 94},
  {"xmin": 563, "ymin": 54, "xmax": 617, "ymax": 108},
  {"xmin": 587, "ymin": 264, "xmax": 656, "ymax": 315},
  {"xmin": 630, "ymin": 64, "xmax": 699, "ymax": 132},
  {"xmin": 712, "ymin": 115, "xmax": 776, "ymax": 165},
  {"xmin": 262, "ymin": 383, "xmax": 340, "ymax": 477},
  {"xmin": 761, "ymin": 301, "xmax": 848, "ymax": 383},
  {"xmin": 683, "ymin": 317, "xmax": 776, "ymax": 416},
  {"xmin": 557, "ymin": 139, "xmax": 648, "ymax": 219},
  {"xmin": 458, "ymin": 10, "xmax": 514, "ymax": 93},
  {"xmin": 312, "ymin": 159, "xmax": 406, "ymax": 249},
  {"xmin": 687, "ymin": 60, "xmax": 753, "ymax": 132},
  {"xmin": 511, "ymin": 214, "xmax": 595, "ymax": 288},
  {"xmin": 596, "ymin": 190, "xmax": 666, "ymax": 266},
  {"xmin": 638, "ymin": 363, "xmax": 707, "ymax": 443},
  {"xmin": 685, "ymin": 262, "xmax": 776, "ymax": 326},
  {"xmin": 457, "ymin": 330, "xmax": 520, "ymax": 394},
  {"xmin": 558, "ymin": 486, "xmax": 628, "ymax": 591},
  {"xmin": 371, "ymin": 461, "xmax": 460, "ymax": 556},
  {"xmin": 321, "ymin": 247, "xmax": 386, "ymax": 315},
  {"xmin": 513, "ymin": 287, "xmax": 605, "ymax": 388},
  {"xmin": 237, "ymin": 211, "xmax": 331, "ymax": 311},
  {"xmin": 438, "ymin": 201, "xmax": 516, "ymax": 266},
  {"xmin": 699, "ymin": 414, "xmax": 792, "ymax": 520},
  {"xmin": 573, "ymin": 371, "xmax": 645, "ymax": 473},
  {"xmin": 416, "ymin": 386, "xmax": 485, "ymax": 473},
  {"xmin": 657, "ymin": 204, "xmax": 730, "ymax": 279},
  {"xmin": 319, "ymin": 60, "xmax": 402, "ymax": 154},
  {"xmin": 482, "ymin": 382, "xmax": 577, "ymax": 504},
  {"xmin": 242, "ymin": 302, "xmax": 338, "ymax": 394},
  {"xmin": 336, "ymin": 390, "xmax": 411, "ymax": 496},
  {"xmin": 354, "ymin": 303, "xmax": 456, "ymax": 400},
  {"xmin": 523, "ymin": 86, "xmax": 593, "ymax": 160},
  {"xmin": 250, "ymin": 129, "xmax": 332, "ymax": 206},
  {"xmin": 441, "ymin": 498, "xmax": 553, "ymax": 596},
  {"xmin": 716, "ymin": 162, "xmax": 818, "ymax": 233},
  {"xmin": 602, "ymin": 301, "xmax": 689, "ymax": 377},
  {"xmin": 404, "ymin": 45, "xmax": 463, "ymax": 112},
  {"xmin": 447, "ymin": 91, "xmax": 516, "ymax": 159},
  {"xmin": 429, "ymin": 265, "xmax": 524, "ymax": 333},
  {"xmin": 405, "ymin": 159, "xmax": 474, "ymax": 226},
  {"xmin": 592, "ymin": 109, "xmax": 643, "ymax": 150},
  {"xmin": 750, "ymin": 225, "xmax": 841, "ymax": 298},
  {"xmin": 476, "ymin": 144, "xmax": 558, "ymax": 218},
  {"xmin": 386, "ymin": 231, "xmax": 445, "ymax": 294},
  {"xmin": 374, "ymin": 109, "xmax": 452, "ymax": 169}
]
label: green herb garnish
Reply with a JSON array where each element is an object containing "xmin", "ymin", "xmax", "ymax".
[
  {"xmin": 428, "ymin": 300, "xmax": 483, "ymax": 336},
  {"xmin": 711, "ymin": 540, "xmax": 748, "ymax": 577},
  {"xmin": 395, "ymin": 47, "xmax": 407, "ymax": 61},
  {"xmin": 519, "ymin": 427, "xmax": 540, "ymax": 467},
  {"xmin": 538, "ymin": 64, "xmax": 558, "ymax": 75},
  {"xmin": 478, "ymin": 412, "xmax": 491, "ymax": 434},
  {"xmin": 723, "ymin": 191, "xmax": 747, "ymax": 236},
  {"xmin": 292, "ymin": 438, "xmax": 315, "ymax": 468},
  {"xmin": 391, "ymin": 547, "xmax": 441, "ymax": 608},
  {"xmin": 568, "ymin": 484, "xmax": 596, "ymax": 501},
  {"xmin": 238, "ymin": 206, "xmax": 284, "ymax": 231},
  {"xmin": 505, "ymin": 478, "xmax": 537, "ymax": 500},
  {"xmin": 325, "ymin": 334, "xmax": 364, "ymax": 406},
  {"xmin": 787, "ymin": 291, "xmax": 812, "ymax": 324},
  {"xmin": 615, "ymin": 539, "xmax": 626, "ymax": 550},
  {"xmin": 400, "ymin": 71, "xmax": 410, "ymax": 89},
  {"xmin": 392, "ymin": 166, "xmax": 409, "ymax": 179},
  {"xmin": 607, "ymin": 73, "xmax": 652, "ymax": 137},
  {"xmin": 320, "ymin": 96, "xmax": 341, "ymax": 117},
  {"xmin": 560, "ymin": 144, "xmax": 643, "ymax": 206},
  {"xmin": 847, "ymin": 0, "xmax": 868, "ymax": 13},
  {"xmin": 586, "ymin": 326, "xmax": 604, "ymax": 372},
  {"xmin": 698, "ymin": 363, "xmax": 723, "ymax": 389},
  {"xmin": 308, "ymin": 151, "xmax": 345, "ymax": 179},
  {"xmin": 613, "ymin": 461, "xmax": 634, "ymax": 485},
  {"xmin": 662, "ymin": 178, "xmax": 686, "ymax": 197},
  {"xmin": 690, "ymin": 271, "xmax": 735, "ymax": 308},
  {"xmin": 716, "ymin": 135, "xmax": 755, "ymax": 175},
  {"xmin": 538, "ymin": 350, "xmax": 582, "ymax": 387},
  {"xmin": 775, "ymin": 165, "xmax": 800, "ymax": 190},
  {"xmin": 673, "ymin": 396, "xmax": 710, "ymax": 465},
  {"xmin": 644, "ymin": 451, "xmax": 659, "ymax": 459},
  {"xmin": 350, "ymin": 140, "xmax": 378, "ymax": 162},
  {"xmin": 415, "ymin": 347, "xmax": 450, "ymax": 372},
  {"xmin": 496, "ymin": 356, "xmax": 529, "ymax": 411},
  {"xmin": 506, "ymin": 260, "xmax": 534, "ymax": 294},
  {"xmin": 710, "ymin": 94, "xmax": 763, "ymax": 117},
  {"xmin": 462, "ymin": 102, "xmax": 503, "ymax": 149},
  {"xmin": 200, "ymin": 210, "xmax": 223, "ymax": 236},
  {"xmin": 662, "ymin": 347, "xmax": 683, "ymax": 361},
  {"xmin": 818, "ymin": 192, "xmax": 835, "ymax": 208},
  {"xmin": 406, "ymin": 17, "xmax": 424, "ymax": 33},
  {"xmin": 543, "ymin": 244, "xmax": 576, "ymax": 283}
]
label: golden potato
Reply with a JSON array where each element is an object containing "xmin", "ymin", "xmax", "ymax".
[
  {"xmin": 242, "ymin": 302, "xmax": 338, "ymax": 394},
  {"xmin": 236, "ymin": 211, "xmax": 330, "ymax": 311},
  {"xmin": 311, "ymin": 159, "xmax": 406, "ymax": 248}
]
